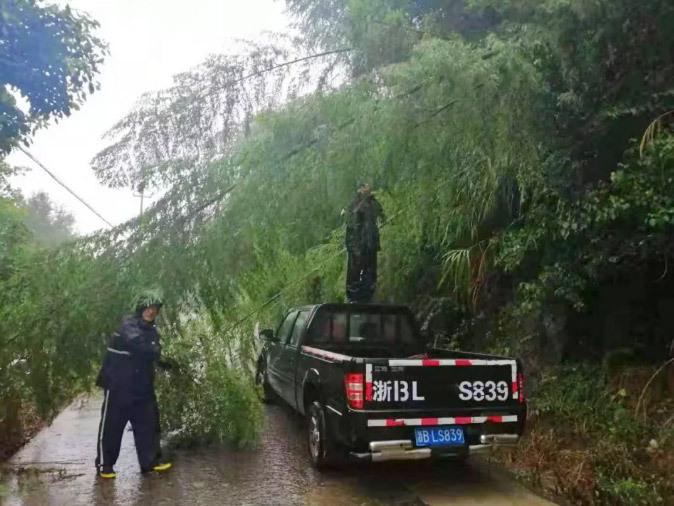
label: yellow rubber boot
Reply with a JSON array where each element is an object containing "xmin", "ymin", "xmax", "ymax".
[
  {"xmin": 99, "ymin": 467, "xmax": 116, "ymax": 479},
  {"xmin": 152, "ymin": 462, "xmax": 172, "ymax": 472}
]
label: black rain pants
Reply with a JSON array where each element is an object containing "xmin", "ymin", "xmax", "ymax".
[
  {"xmin": 95, "ymin": 390, "xmax": 159, "ymax": 472},
  {"xmin": 346, "ymin": 249, "xmax": 378, "ymax": 303}
]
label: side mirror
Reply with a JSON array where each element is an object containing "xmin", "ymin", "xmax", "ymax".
[{"xmin": 259, "ymin": 328, "xmax": 277, "ymax": 342}]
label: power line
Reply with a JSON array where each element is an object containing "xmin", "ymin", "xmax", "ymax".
[
  {"xmin": 225, "ymin": 47, "xmax": 352, "ymax": 89},
  {"xmin": 18, "ymin": 146, "xmax": 114, "ymax": 228},
  {"xmin": 189, "ymin": 47, "xmax": 352, "ymax": 101}
]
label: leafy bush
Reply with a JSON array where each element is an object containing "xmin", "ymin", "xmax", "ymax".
[
  {"xmin": 150, "ymin": 308, "xmax": 264, "ymax": 448},
  {"xmin": 503, "ymin": 365, "xmax": 672, "ymax": 504},
  {"xmin": 157, "ymin": 360, "xmax": 263, "ymax": 449},
  {"xmin": 597, "ymin": 475, "xmax": 663, "ymax": 505}
]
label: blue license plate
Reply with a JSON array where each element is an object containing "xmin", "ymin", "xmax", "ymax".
[{"xmin": 414, "ymin": 426, "xmax": 465, "ymax": 447}]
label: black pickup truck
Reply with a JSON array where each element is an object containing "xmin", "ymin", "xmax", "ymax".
[{"xmin": 256, "ymin": 303, "xmax": 526, "ymax": 468}]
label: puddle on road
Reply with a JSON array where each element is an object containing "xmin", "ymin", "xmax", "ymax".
[
  {"xmin": 0, "ymin": 399, "xmax": 420, "ymax": 506},
  {"xmin": 0, "ymin": 397, "xmax": 554, "ymax": 506}
]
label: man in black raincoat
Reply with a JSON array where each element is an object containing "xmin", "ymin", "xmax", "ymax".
[
  {"xmin": 95, "ymin": 291, "xmax": 172, "ymax": 478},
  {"xmin": 345, "ymin": 182, "xmax": 385, "ymax": 303}
]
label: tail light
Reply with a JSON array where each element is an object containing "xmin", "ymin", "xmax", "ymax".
[
  {"xmin": 517, "ymin": 371, "xmax": 525, "ymax": 403},
  {"xmin": 344, "ymin": 373, "xmax": 364, "ymax": 409}
]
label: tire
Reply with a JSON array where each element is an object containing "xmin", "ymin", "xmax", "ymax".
[
  {"xmin": 307, "ymin": 401, "xmax": 343, "ymax": 470},
  {"xmin": 255, "ymin": 362, "xmax": 275, "ymax": 404}
]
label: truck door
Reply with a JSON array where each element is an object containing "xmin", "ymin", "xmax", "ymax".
[
  {"xmin": 277, "ymin": 310, "xmax": 310, "ymax": 409},
  {"xmin": 267, "ymin": 311, "xmax": 298, "ymax": 395}
]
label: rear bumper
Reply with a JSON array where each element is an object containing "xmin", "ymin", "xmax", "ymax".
[
  {"xmin": 326, "ymin": 404, "xmax": 526, "ymax": 460},
  {"xmin": 350, "ymin": 440, "xmax": 432, "ymax": 462},
  {"xmin": 470, "ymin": 433, "xmax": 520, "ymax": 453},
  {"xmin": 348, "ymin": 433, "xmax": 520, "ymax": 462}
]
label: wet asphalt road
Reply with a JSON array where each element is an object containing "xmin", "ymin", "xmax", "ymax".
[{"xmin": 1, "ymin": 395, "xmax": 555, "ymax": 506}]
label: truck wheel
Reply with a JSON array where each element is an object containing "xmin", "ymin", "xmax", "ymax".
[
  {"xmin": 307, "ymin": 401, "xmax": 342, "ymax": 469},
  {"xmin": 255, "ymin": 363, "xmax": 275, "ymax": 404}
]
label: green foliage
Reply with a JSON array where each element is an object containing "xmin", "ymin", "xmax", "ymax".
[
  {"xmin": 537, "ymin": 365, "xmax": 651, "ymax": 446},
  {"xmin": 0, "ymin": 0, "xmax": 106, "ymax": 153},
  {"xmin": 498, "ymin": 136, "xmax": 674, "ymax": 320},
  {"xmin": 0, "ymin": 0, "xmax": 104, "ymax": 435},
  {"xmin": 532, "ymin": 365, "xmax": 671, "ymax": 504},
  {"xmin": 1, "ymin": 243, "xmax": 125, "ymax": 417},
  {"xmin": 0, "ymin": 188, "xmax": 118, "ymax": 431},
  {"xmin": 596, "ymin": 476, "xmax": 663, "ymax": 506},
  {"xmin": 285, "ymin": 0, "xmax": 500, "ymax": 73},
  {"xmin": 156, "ymin": 313, "xmax": 263, "ymax": 448},
  {"xmin": 132, "ymin": 287, "xmax": 164, "ymax": 311},
  {"xmin": 0, "ymin": 195, "xmax": 29, "ymax": 281}
]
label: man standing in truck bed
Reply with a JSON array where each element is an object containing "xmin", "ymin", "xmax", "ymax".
[{"xmin": 345, "ymin": 182, "xmax": 384, "ymax": 303}]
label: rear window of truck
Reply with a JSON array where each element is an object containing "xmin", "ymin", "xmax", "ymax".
[{"xmin": 305, "ymin": 307, "xmax": 418, "ymax": 346}]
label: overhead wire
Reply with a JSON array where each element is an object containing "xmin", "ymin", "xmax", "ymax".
[
  {"xmin": 193, "ymin": 47, "xmax": 353, "ymax": 100},
  {"xmin": 17, "ymin": 146, "xmax": 114, "ymax": 228}
]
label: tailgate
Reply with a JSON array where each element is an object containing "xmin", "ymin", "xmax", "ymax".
[{"xmin": 363, "ymin": 357, "xmax": 521, "ymax": 418}]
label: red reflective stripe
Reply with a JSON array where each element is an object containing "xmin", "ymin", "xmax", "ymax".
[
  {"xmin": 302, "ymin": 346, "xmax": 350, "ymax": 362},
  {"xmin": 365, "ymin": 382, "xmax": 373, "ymax": 401},
  {"xmin": 455, "ymin": 359, "xmax": 472, "ymax": 366},
  {"xmin": 517, "ymin": 372, "xmax": 525, "ymax": 403},
  {"xmin": 368, "ymin": 415, "xmax": 518, "ymax": 428},
  {"xmin": 422, "ymin": 359, "xmax": 440, "ymax": 366}
]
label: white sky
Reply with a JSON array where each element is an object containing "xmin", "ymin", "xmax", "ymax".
[{"xmin": 7, "ymin": 0, "xmax": 290, "ymax": 234}]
